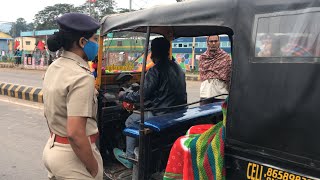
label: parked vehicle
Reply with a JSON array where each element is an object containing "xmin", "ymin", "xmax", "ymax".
[{"xmin": 96, "ymin": 0, "xmax": 320, "ymax": 179}]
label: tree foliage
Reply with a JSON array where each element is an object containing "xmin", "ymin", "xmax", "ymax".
[
  {"xmin": 77, "ymin": 0, "xmax": 116, "ymax": 20},
  {"xmin": 117, "ymin": 8, "xmax": 131, "ymax": 13},
  {"xmin": 11, "ymin": 0, "xmax": 121, "ymax": 33},
  {"xmin": 34, "ymin": 4, "xmax": 77, "ymax": 30},
  {"xmin": 9, "ymin": 18, "xmax": 33, "ymax": 37}
]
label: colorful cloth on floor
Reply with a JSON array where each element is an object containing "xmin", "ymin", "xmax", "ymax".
[{"xmin": 164, "ymin": 101, "xmax": 227, "ymax": 180}]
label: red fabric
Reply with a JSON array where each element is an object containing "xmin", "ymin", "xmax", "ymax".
[
  {"xmin": 183, "ymin": 149, "xmax": 194, "ymax": 179},
  {"xmin": 50, "ymin": 132, "xmax": 98, "ymax": 144},
  {"xmin": 188, "ymin": 124, "xmax": 213, "ymax": 134},
  {"xmin": 37, "ymin": 41, "xmax": 45, "ymax": 50},
  {"xmin": 165, "ymin": 124, "xmax": 214, "ymax": 179},
  {"xmin": 92, "ymin": 63, "xmax": 98, "ymax": 69},
  {"xmin": 204, "ymin": 154, "xmax": 214, "ymax": 180},
  {"xmin": 199, "ymin": 48, "xmax": 232, "ymax": 82},
  {"xmin": 14, "ymin": 40, "xmax": 20, "ymax": 49},
  {"xmin": 166, "ymin": 136, "xmax": 187, "ymax": 178},
  {"xmin": 88, "ymin": 0, "xmax": 96, "ymax": 2},
  {"xmin": 122, "ymin": 102, "xmax": 134, "ymax": 111}
]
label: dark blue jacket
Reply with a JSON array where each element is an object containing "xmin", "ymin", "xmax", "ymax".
[{"xmin": 120, "ymin": 60, "xmax": 187, "ymax": 115}]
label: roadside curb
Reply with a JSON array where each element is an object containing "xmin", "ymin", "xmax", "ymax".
[
  {"xmin": 0, "ymin": 82, "xmax": 43, "ymax": 103},
  {"xmin": 0, "ymin": 64, "xmax": 47, "ymax": 71},
  {"xmin": 186, "ymin": 75, "xmax": 200, "ymax": 81},
  {"xmin": 0, "ymin": 63, "xmax": 15, "ymax": 68}
]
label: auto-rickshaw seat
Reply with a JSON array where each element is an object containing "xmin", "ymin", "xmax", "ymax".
[
  {"xmin": 123, "ymin": 127, "xmax": 139, "ymax": 138},
  {"xmin": 123, "ymin": 102, "xmax": 223, "ymax": 138}
]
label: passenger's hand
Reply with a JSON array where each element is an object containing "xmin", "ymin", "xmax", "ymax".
[
  {"xmin": 118, "ymin": 91, "xmax": 126, "ymax": 99},
  {"xmin": 122, "ymin": 101, "xmax": 134, "ymax": 111}
]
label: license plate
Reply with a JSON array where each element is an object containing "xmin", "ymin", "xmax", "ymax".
[{"xmin": 246, "ymin": 162, "xmax": 317, "ymax": 180}]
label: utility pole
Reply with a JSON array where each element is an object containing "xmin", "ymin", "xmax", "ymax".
[
  {"xmin": 88, "ymin": 1, "xmax": 91, "ymax": 16},
  {"xmin": 129, "ymin": 0, "xmax": 132, "ymax": 11},
  {"xmin": 129, "ymin": 0, "xmax": 136, "ymax": 57},
  {"xmin": 12, "ymin": 22, "xmax": 16, "ymax": 58},
  {"xmin": 176, "ymin": 0, "xmax": 195, "ymax": 69},
  {"xmin": 191, "ymin": 37, "xmax": 196, "ymax": 70},
  {"xmin": 21, "ymin": 30, "xmax": 24, "ymax": 50}
]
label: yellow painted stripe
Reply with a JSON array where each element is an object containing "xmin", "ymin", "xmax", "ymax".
[
  {"xmin": 38, "ymin": 90, "xmax": 43, "ymax": 103},
  {"xmin": 7, "ymin": 84, "xmax": 15, "ymax": 97},
  {"xmin": 0, "ymin": 83, "xmax": 45, "ymax": 104},
  {"xmin": 22, "ymin": 86, "xmax": 29, "ymax": 100},
  {"xmin": 14, "ymin": 85, "xmax": 22, "ymax": 98},
  {"xmin": 0, "ymin": 83, "xmax": 6, "ymax": 95},
  {"xmin": 7, "ymin": 84, "xmax": 14, "ymax": 90},
  {"xmin": 29, "ymin": 88, "xmax": 37, "ymax": 102}
]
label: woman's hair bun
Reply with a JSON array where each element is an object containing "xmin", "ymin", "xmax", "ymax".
[{"xmin": 47, "ymin": 32, "xmax": 63, "ymax": 52}]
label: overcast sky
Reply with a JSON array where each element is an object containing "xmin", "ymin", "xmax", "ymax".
[{"xmin": 0, "ymin": 0, "xmax": 177, "ymax": 23}]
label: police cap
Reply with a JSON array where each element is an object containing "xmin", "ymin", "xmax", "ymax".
[{"xmin": 57, "ymin": 13, "xmax": 100, "ymax": 32}]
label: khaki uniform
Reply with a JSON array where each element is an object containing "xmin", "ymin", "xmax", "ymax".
[{"xmin": 42, "ymin": 51, "xmax": 103, "ymax": 180}]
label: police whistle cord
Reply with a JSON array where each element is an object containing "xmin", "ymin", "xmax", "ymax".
[{"xmin": 144, "ymin": 94, "xmax": 228, "ymax": 112}]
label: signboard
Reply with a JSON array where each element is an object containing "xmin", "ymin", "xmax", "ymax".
[{"xmin": 27, "ymin": 57, "xmax": 32, "ymax": 65}]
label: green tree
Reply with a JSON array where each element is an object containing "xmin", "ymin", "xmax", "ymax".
[
  {"xmin": 117, "ymin": 8, "xmax": 131, "ymax": 13},
  {"xmin": 93, "ymin": 0, "xmax": 117, "ymax": 20},
  {"xmin": 77, "ymin": 0, "xmax": 116, "ymax": 20},
  {"xmin": 34, "ymin": 4, "xmax": 77, "ymax": 30},
  {"xmin": 33, "ymin": 1, "xmax": 117, "ymax": 30},
  {"xmin": 9, "ymin": 18, "xmax": 28, "ymax": 37},
  {"xmin": 26, "ymin": 23, "xmax": 35, "ymax": 31}
]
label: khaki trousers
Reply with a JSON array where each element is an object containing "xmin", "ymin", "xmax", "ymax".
[{"xmin": 42, "ymin": 135, "xmax": 103, "ymax": 180}]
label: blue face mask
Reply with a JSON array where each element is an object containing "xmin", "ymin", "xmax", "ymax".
[{"xmin": 83, "ymin": 39, "xmax": 98, "ymax": 61}]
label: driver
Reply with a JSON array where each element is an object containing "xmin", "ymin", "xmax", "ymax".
[{"xmin": 113, "ymin": 37, "xmax": 187, "ymax": 168}]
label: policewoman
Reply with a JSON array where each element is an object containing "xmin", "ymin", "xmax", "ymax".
[{"xmin": 42, "ymin": 13, "xmax": 103, "ymax": 180}]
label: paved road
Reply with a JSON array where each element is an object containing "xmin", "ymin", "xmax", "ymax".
[
  {"xmin": 0, "ymin": 96, "xmax": 48, "ymax": 180},
  {"xmin": 0, "ymin": 69, "xmax": 201, "ymax": 179},
  {"xmin": 186, "ymin": 80, "xmax": 201, "ymax": 104},
  {"xmin": 0, "ymin": 68, "xmax": 201, "ymax": 104},
  {"xmin": 0, "ymin": 68, "xmax": 45, "ymax": 88}
]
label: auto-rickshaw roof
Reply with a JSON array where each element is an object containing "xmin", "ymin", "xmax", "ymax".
[
  {"xmin": 101, "ymin": 0, "xmax": 318, "ymax": 38},
  {"xmin": 100, "ymin": 0, "xmax": 236, "ymax": 38}
]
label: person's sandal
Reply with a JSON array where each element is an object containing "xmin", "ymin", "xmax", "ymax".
[{"xmin": 113, "ymin": 148, "xmax": 133, "ymax": 169}]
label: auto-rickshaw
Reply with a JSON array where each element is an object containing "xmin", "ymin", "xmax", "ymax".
[{"xmin": 96, "ymin": 0, "xmax": 320, "ymax": 179}]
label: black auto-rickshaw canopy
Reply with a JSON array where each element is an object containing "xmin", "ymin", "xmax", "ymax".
[
  {"xmin": 100, "ymin": 0, "xmax": 320, "ymax": 177},
  {"xmin": 101, "ymin": 0, "xmax": 319, "ymax": 38},
  {"xmin": 100, "ymin": 0, "xmax": 235, "ymax": 38}
]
